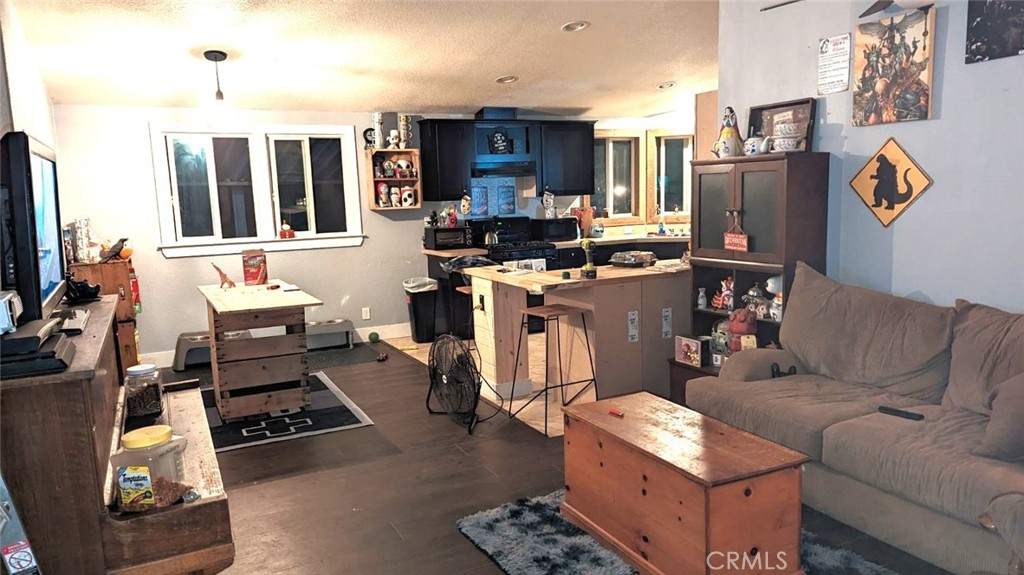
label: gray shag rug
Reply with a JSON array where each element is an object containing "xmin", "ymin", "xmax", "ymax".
[{"xmin": 457, "ymin": 490, "xmax": 904, "ymax": 575}]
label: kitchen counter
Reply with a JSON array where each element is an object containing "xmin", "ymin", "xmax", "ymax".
[
  {"xmin": 551, "ymin": 234, "xmax": 690, "ymax": 249},
  {"xmin": 421, "ymin": 247, "xmax": 489, "ymax": 258},
  {"xmin": 463, "ymin": 264, "xmax": 692, "ymax": 405}
]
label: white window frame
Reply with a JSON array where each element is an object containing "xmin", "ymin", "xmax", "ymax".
[
  {"xmin": 151, "ymin": 123, "xmax": 364, "ymax": 258},
  {"xmin": 655, "ymin": 135, "xmax": 693, "ymax": 216},
  {"xmin": 593, "ymin": 137, "xmax": 640, "ymax": 219}
]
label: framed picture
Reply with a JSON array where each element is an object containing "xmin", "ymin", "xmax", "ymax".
[
  {"xmin": 747, "ymin": 98, "xmax": 817, "ymax": 152},
  {"xmin": 966, "ymin": 0, "xmax": 1024, "ymax": 64},
  {"xmin": 675, "ymin": 335, "xmax": 709, "ymax": 367},
  {"xmin": 853, "ymin": 8, "xmax": 935, "ymax": 126}
]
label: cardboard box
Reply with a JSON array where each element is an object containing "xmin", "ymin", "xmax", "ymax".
[{"xmin": 242, "ymin": 249, "xmax": 268, "ymax": 285}]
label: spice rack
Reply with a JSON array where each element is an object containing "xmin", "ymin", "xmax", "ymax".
[{"xmin": 365, "ymin": 148, "xmax": 422, "ymax": 211}]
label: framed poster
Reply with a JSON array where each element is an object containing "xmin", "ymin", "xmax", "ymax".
[
  {"xmin": 470, "ymin": 185, "xmax": 488, "ymax": 216},
  {"xmin": 497, "ymin": 185, "xmax": 516, "ymax": 215},
  {"xmin": 966, "ymin": 0, "xmax": 1024, "ymax": 63},
  {"xmin": 853, "ymin": 9, "xmax": 935, "ymax": 126}
]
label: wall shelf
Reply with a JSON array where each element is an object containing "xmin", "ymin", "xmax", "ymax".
[{"xmin": 365, "ymin": 148, "xmax": 422, "ymax": 211}]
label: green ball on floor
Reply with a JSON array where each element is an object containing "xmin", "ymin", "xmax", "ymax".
[{"xmin": 368, "ymin": 332, "xmax": 380, "ymax": 343}]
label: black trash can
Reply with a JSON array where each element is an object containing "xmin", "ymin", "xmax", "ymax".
[{"xmin": 403, "ymin": 277, "xmax": 438, "ymax": 343}]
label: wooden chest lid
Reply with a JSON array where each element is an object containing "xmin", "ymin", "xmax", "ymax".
[{"xmin": 563, "ymin": 392, "xmax": 810, "ymax": 487}]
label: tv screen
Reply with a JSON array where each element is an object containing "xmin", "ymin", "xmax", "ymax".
[{"xmin": 0, "ymin": 131, "xmax": 66, "ymax": 323}]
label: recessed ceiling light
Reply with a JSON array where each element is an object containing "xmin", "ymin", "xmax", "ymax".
[
  {"xmin": 657, "ymin": 81, "xmax": 677, "ymax": 90},
  {"xmin": 561, "ymin": 20, "xmax": 590, "ymax": 32},
  {"xmin": 495, "ymin": 75, "xmax": 519, "ymax": 84}
]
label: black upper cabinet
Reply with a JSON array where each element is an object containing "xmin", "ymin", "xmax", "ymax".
[
  {"xmin": 419, "ymin": 120, "xmax": 473, "ymax": 202},
  {"xmin": 540, "ymin": 122, "xmax": 595, "ymax": 196}
]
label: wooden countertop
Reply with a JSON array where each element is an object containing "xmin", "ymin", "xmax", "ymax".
[
  {"xmin": 563, "ymin": 392, "xmax": 809, "ymax": 487},
  {"xmin": 551, "ymin": 234, "xmax": 690, "ymax": 249},
  {"xmin": 422, "ymin": 247, "xmax": 489, "ymax": 258},
  {"xmin": 197, "ymin": 279, "xmax": 323, "ymax": 314},
  {"xmin": 0, "ymin": 295, "xmax": 116, "ymax": 389},
  {"xmin": 463, "ymin": 264, "xmax": 690, "ymax": 294}
]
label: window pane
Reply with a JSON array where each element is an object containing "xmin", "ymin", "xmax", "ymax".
[
  {"xmin": 274, "ymin": 140, "xmax": 309, "ymax": 232},
  {"xmin": 310, "ymin": 138, "xmax": 347, "ymax": 233},
  {"xmin": 212, "ymin": 137, "xmax": 256, "ymax": 238},
  {"xmin": 663, "ymin": 138, "xmax": 685, "ymax": 213},
  {"xmin": 593, "ymin": 140, "xmax": 607, "ymax": 217},
  {"xmin": 611, "ymin": 140, "xmax": 633, "ymax": 216},
  {"xmin": 172, "ymin": 138, "xmax": 213, "ymax": 237}
]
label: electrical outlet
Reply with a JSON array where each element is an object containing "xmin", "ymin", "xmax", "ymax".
[
  {"xmin": 624, "ymin": 226, "xmax": 634, "ymax": 235},
  {"xmin": 361, "ymin": 307, "xmax": 371, "ymax": 320}
]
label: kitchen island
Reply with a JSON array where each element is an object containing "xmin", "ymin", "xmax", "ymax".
[{"xmin": 462, "ymin": 264, "xmax": 692, "ymax": 403}]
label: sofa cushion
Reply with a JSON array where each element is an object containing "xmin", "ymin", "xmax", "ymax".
[
  {"xmin": 822, "ymin": 405, "xmax": 1024, "ymax": 526},
  {"xmin": 974, "ymin": 372, "xmax": 1024, "ymax": 461},
  {"xmin": 944, "ymin": 299, "xmax": 1024, "ymax": 415},
  {"xmin": 686, "ymin": 374, "xmax": 929, "ymax": 460},
  {"xmin": 780, "ymin": 262, "xmax": 954, "ymax": 403}
]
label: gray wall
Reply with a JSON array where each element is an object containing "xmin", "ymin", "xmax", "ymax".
[{"xmin": 720, "ymin": 0, "xmax": 1023, "ymax": 311}]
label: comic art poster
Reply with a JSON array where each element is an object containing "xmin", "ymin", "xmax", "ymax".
[
  {"xmin": 966, "ymin": 0, "xmax": 1024, "ymax": 63},
  {"xmin": 853, "ymin": 9, "xmax": 935, "ymax": 126}
]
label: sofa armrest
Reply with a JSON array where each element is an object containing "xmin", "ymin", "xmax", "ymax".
[
  {"xmin": 987, "ymin": 492, "xmax": 1024, "ymax": 559},
  {"xmin": 719, "ymin": 348, "xmax": 808, "ymax": 382}
]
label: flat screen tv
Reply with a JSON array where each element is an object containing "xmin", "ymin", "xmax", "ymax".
[{"xmin": 1, "ymin": 131, "xmax": 66, "ymax": 323}]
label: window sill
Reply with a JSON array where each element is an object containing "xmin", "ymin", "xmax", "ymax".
[
  {"xmin": 158, "ymin": 235, "xmax": 367, "ymax": 258},
  {"xmin": 597, "ymin": 216, "xmax": 645, "ymax": 227}
]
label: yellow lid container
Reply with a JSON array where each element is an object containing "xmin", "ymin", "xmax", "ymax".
[{"xmin": 122, "ymin": 425, "xmax": 173, "ymax": 449}]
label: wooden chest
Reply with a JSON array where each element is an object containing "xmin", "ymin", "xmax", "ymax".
[{"xmin": 562, "ymin": 392, "xmax": 809, "ymax": 575}]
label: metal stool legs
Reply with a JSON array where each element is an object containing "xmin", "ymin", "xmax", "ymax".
[{"xmin": 509, "ymin": 309, "xmax": 597, "ymax": 435}]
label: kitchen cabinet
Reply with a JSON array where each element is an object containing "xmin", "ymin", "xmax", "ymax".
[
  {"xmin": 419, "ymin": 120, "xmax": 473, "ymax": 202},
  {"xmin": 540, "ymin": 122, "xmax": 595, "ymax": 196}
]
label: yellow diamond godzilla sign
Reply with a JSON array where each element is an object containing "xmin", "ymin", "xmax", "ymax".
[{"xmin": 850, "ymin": 137, "xmax": 933, "ymax": 227}]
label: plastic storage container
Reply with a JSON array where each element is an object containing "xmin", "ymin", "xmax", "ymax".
[
  {"xmin": 125, "ymin": 363, "xmax": 163, "ymax": 418},
  {"xmin": 112, "ymin": 425, "xmax": 188, "ymax": 511}
]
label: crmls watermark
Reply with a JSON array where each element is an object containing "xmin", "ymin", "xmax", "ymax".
[{"xmin": 706, "ymin": 550, "xmax": 790, "ymax": 572}]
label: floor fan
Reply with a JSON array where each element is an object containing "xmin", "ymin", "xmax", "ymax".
[{"xmin": 426, "ymin": 335, "xmax": 482, "ymax": 434}]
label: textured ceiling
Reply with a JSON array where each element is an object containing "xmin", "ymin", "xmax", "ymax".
[{"xmin": 10, "ymin": 0, "xmax": 719, "ymax": 118}]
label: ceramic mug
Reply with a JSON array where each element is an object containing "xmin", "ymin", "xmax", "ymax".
[
  {"xmin": 771, "ymin": 136, "xmax": 805, "ymax": 152},
  {"xmin": 773, "ymin": 122, "xmax": 801, "ymax": 137}
]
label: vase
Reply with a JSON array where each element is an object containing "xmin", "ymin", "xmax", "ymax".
[{"xmin": 697, "ymin": 288, "xmax": 708, "ymax": 309}]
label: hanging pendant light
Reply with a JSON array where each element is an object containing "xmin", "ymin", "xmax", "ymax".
[{"xmin": 203, "ymin": 50, "xmax": 227, "ymax": 101}]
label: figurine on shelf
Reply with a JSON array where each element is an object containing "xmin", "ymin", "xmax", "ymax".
[
  {"xmin": 401, "ymin": 186, "xmax": 416, "ymax": 207},
  {"xmin": 460, "ymin": 193, "xmax": 472, "ymax": 216},
  {"xmin": 426, "ymin": 210, "xmax": 439, "ymax": 227},
  {"xmin": 711, "ymin": 276, "xmax": 734, "ymax": 311},
  {"xmin": 770, "ymin": 293, "xmax": 784, "ymax": 322},
  {"xmin": 741, "ymin": 283, "xmax": 772, "ymax": 319},
  {"xmin": 697, "ymin": 287, "xmax": 708, "ymax": 309},
  {"xmin": 372, "ymin": 112, "xmax": 384, "ymax": 148},
  {"xmin": 279, "ymin": 221, "xmax": 295, "ymax": 239},
  {"xmin": 711, "ymin": 106, "xmax": 744, "ymax": 158},
  {"xmin": 398, "ymin": 114, "xmax": 411, "ymax": 149},
  {"xmin": 377, "ymin": 183, "xmax": 391, "ymax": 208},
  {"xmin": 389, "ymin": 187, "xmax": 401, "ymax": 208},
  {"xmin": 728, "ymin": 308, "xmax": 758, "ymax": 352},
  {"xmin": 542, "ymin": 190, "xmax": 556, "ymax": 219},
  {"xmin": 387, "ymin": 129, "xmax": 400, "ymax": 149}
]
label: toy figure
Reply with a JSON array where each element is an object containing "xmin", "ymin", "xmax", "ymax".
[
  {"xmin": 211, "ymin": 263, "xmax": 236, "ymax": 289},
  {"xmin": 460, "ymin": 194, "xmax": 472, "ymax": 215},
  {"xmin": 447, "ymin": 204, "xmax": 459, "ymax": 228},
  {"xmin": 711, "ymin": 276, "xmax": 734, "ymax": 311},
  {"xmin": 728, "ymin": 308, "xmax": 757, "ymax": 352},
  {"xmin": 711, "ymin": 106, "xmax": 744, "ymax": 158}
]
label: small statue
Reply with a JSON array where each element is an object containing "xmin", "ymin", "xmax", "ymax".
[
  {"xmin": 742, "ymin": 283, "xmax": 772, "ymax": 319},
  {"xmin": 770, "ymin": 293, "xmax": 784, "ymax": 322},
  {"xmin": 542, "ymin": 190, "xmax": 556, "ymax": 219},
  {"xmin": 711, "ymin": 106, "xmax": 744, "ymax": 158},
  {"xmin": 279, "ymin": 221, "xmax": 295, "ymax": 239},
  {"xmin": 697, "ymin": 287, "xmax": 708, "ymax": 309},
  {"xmin": 387, "ymin": 129, "xmax": 400, "ymax": 149},
  {"xmin": 426, "ymin": 210, "xmax": 439, "ymax": 227},
  {"xmin": 728, "ymin": 308, "xmax": 758, "ymax": 352},
  {"xmin": 446, "ymin": 204, "xmax": 459, "ymax": 228},
  {"xmin": 460, "ymin": 193, "xmax": 472, "ymax": 216},
  {"xmin": 211, "ymin": 263, "xmax": 236, "ymax": 289},
  {"xmin": 711, "ymin": 276, "xmax": 734, "ymax": 311}
]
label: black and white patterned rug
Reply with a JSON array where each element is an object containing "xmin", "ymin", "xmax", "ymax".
[
  {"xmin": 201, "ymin": 371, "xmax": 373, "ymax": 452},
  {"xmin": 458, "ymin": 490, "xmax": 904, "ymax": 575}
]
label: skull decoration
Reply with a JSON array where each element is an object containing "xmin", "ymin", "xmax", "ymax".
[
  {"xmin": 460, "ymin": 194, "xmax": 472, "ymax": 215},
  {"xmin": 402, "ymin": 187, "xmax": 416, "ymax": 207},
  {"xmin": 542, "ymin": 190, "xmax": 556, "ymax": 219}
]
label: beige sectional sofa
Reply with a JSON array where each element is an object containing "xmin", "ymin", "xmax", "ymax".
[{"xmin": 686, "ymin": 262, "xmax": 1024, "ymax": 575}]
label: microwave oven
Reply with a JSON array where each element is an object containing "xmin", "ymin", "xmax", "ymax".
[
  {"xmin": 531, "ymin": 217, "xmax": 578, "ymax": 242},
  {"xmin": 423, "ymin": 226, "xmax": 473, "ymax": 250}
]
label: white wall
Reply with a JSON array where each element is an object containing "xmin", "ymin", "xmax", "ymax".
[
  {"xmin": 720, "ymin": 0, "xmax": 1024, "ymax": 311},
  {"xmin": 0, "ymin": 24, "xmax": 13, "ymax": 134},
  {"xmin": 0, "ymin": 0, "xmax": 53, "ymax": 144},
  {"xmin": 53, "ymin": 105, "xmax": 430, "ymax": 354}
]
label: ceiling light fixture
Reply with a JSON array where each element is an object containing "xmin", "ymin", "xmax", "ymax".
[
  {"xmin": 657, "ymin": 81, "xmax": 677, "ymax": 90},
  {"xmin": 561, "ymin": 20, "xmax": 590, "ymax": 32},
  {"xmin": 495, "ymin": 75, "xmax": 519, "ymax": 84},
  {"xmin": 203, "ymin": 49, "xmax": 227, "ymax": 101}
]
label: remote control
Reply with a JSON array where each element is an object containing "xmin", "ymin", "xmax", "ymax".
[{"xmin": 878, "ymin": 406, "xmax": 925, "ymax": 421}]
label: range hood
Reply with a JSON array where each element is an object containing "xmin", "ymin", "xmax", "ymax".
[{"xmin": 471, "ymin": 160, "xmax": 536, "ymax": 178}]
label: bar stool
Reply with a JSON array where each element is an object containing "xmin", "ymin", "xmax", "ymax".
[{"xmin": 509, "ymin": 303, "xmax": 597, "ymax": 435}]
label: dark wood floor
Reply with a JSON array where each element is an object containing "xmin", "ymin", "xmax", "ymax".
[{"xmin": 216, "ymin": 343, "xmax": 951, "ymax": 575}]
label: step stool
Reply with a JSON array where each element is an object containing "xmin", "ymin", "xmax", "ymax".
[
  {"xmin": 306, "ymin": 319, "xmax": 355, "ymax": 350},
  {"xmin": 172, "ymin": 330, "xmax": 250, "ymax": 371}
]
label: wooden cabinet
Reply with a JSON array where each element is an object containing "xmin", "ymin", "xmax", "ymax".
[
  {"xmin": 0, "ymin": 296, "xmax": 233, "ymax": 575},
  {"xmin": 689, "ymin": 153, "xmax": 830, "ymax": 352},
  {"xmin": 365, "ymin": 148, "xmax": 422, "ymax": 210},
  {"xmin": 68, "ymin": 260, "xmax": 139, "ymax": 380},
  {"xmin": 540, "ymin": 122, "xmax": 595, "ymax": 196},
  {"xmin": 419, "ymin": 120, "xmax": 473, "ymax": 202}
]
